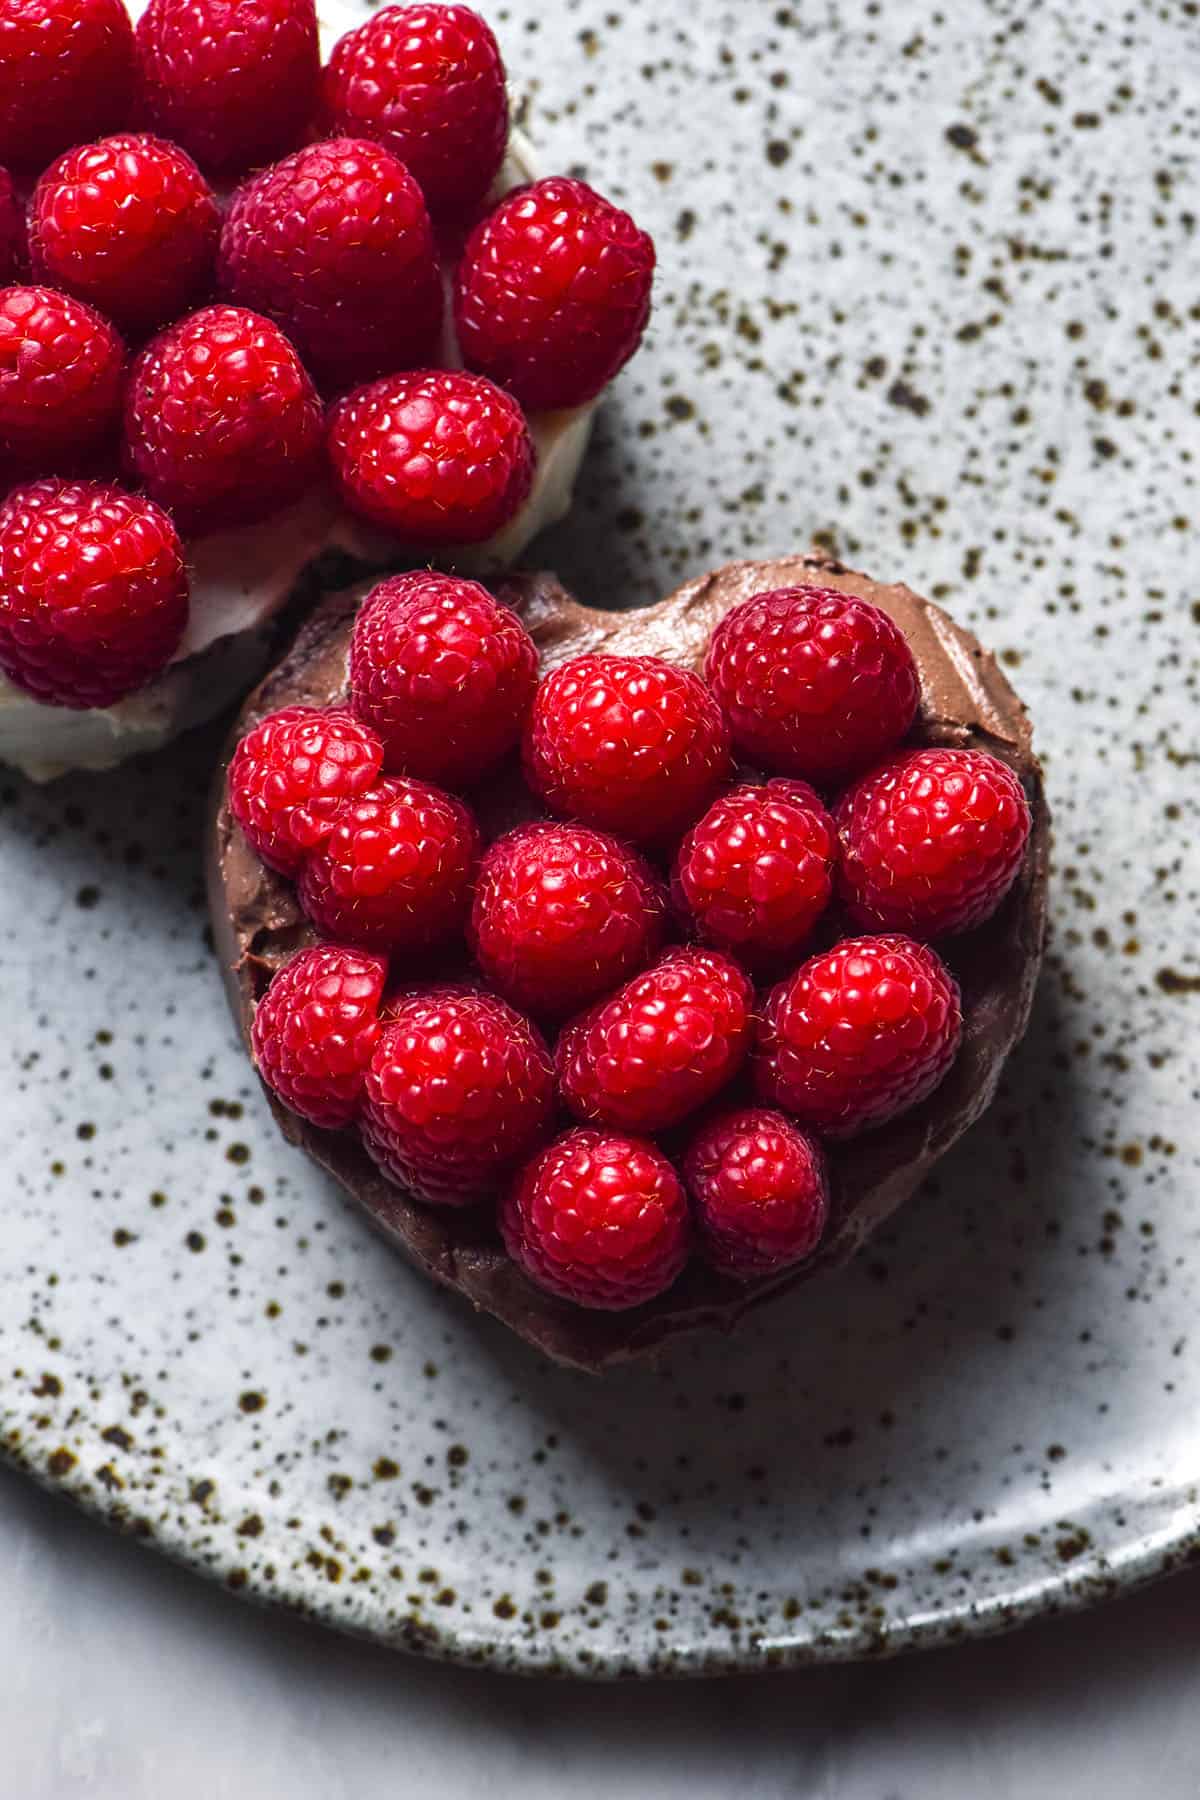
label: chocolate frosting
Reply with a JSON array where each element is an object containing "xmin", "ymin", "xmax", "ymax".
[{"xmin": 206, "ymin": 552, "xmax": 1050, "ymax": 1372}]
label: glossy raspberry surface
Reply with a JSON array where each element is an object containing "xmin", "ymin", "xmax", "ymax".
[
  {"xmin": 671, "ymin": 778, "xmax": 837, "ymax": 968},
  {"xmin": 327, "ymin": 369, "xmax": 534, "ymax": 545},
  {"xmin": 124, "ymin": 304, "xmax": 323, "ymax": 533},
  {"xmin": 348, "ymin": 571, "xmax": 537, "ymax": 787},
  {"xmin": 0, "ymin": 169, "xmax": 23, "ymax": 281},
  {"xmin": 704, "ymin": 585, "xmax": 921, "ymax": 784},
  {"xmin": 470, "ymin": 821, "xmax": 666, "ymax": 1020},
  {"xmin": 251, "ymin": 943, "xmax": 387, "ymax": 1130},
  {"xmin": 218, "ymin": 137, "xmax": 441, "ymax": 394},
  {"xmin": 556, "ymin": 945, "xmax": 754, "ymax": 1135},
  {"xmin": 29, "ymin": 134, "xmax": 219, "ymax": 339},
  {"xmin": 296, "ymin": 774, "xmax": 479, "ymax": 955},
  {"xmin": 456, "ymin": 176, "xmax": 655, "ymax": 411},
  {"xmin": 501, "ymin": 1128, "xmax": 689, "ymax": 1310},
  {"xmin": 754, "ymin": 933, "xmax": 962, "ymax": 1139},
  {"xmin": 0, "ymin": 285, "xmax": 124, "ymax": 477},
  {"xmin": 0, "ymin": 478, "xmax": 187, "ymax": 708},
  {"xmin": 227, "ymin": 705, "xmax": 384, "ymax": 877},
  {"xmin": 835, "ymin": 746, "xmax": 1033, "ymax": 939},
  {"xmin": 0, "ymin": 0, "xmax": 134, "ymax": 174},
  {"xmin": 361, "ymin": 987, "xmax": 554, "ymax": 1204},
  {"xmin": 524, "ymin": 653, "xmax": 731, "ymax": 848},
  {"xmin": 682, "ymin": 1106, "xmax": 829, "ymax": 1281},
  {"xmin": 135, "ymin": 0, "xmax": 320, "ymax": 179},
  {"xmin": 322, "ymin": 3, "xmax": 507, "ymax": 219}
]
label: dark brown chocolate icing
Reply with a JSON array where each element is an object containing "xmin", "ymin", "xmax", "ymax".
[{"xmin": 206, "ymin": 552, "xmax": 1050, "ymax": 1372}]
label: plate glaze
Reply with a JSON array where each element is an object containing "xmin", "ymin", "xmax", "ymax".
[{"xmin": 1, "ymin": 0, "xmax": 1198, "ymax": 1676}]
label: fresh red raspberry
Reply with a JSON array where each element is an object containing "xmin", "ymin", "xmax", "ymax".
[
  {"xmin": 835, "ymin": 746, "xmax": 1033, "ymax": 939},
  {"xmin": 218, "ymin": 138, "xmax": 442, "ymax": 394},
  {"xmin": 456, "ymin": 178, "xmax": 656, "ymax": 412},
  {"xmin": 327, "ymin": 369, "xmax": 534, "ymax": 545},
  {"xmin": 557, "ymin": 946, "xmax": 753, "ymax": 1136},
  {"xmin": 348, "ymin": 571, "xmax": 538, "ymax": 788},
  {"xmin": 322, "ymin": 4, "xmax": 507, "ymax": 221},
  {"xmin": 0, "ymin": 169, "xmax": 23, "ymax": 281},
  {"xmin": 501, "ymin": 1128, "xmax": 690, "ymax": 1310},
  {"xmin": 251, "ymin": 943, "xmax": 387, "ymax": 1130},
  {"xmin": 0, "ymin": 478, "xmax": 187, "ymax": 708},
  {"xmin": 0, "ymin": 0, "xmax": 134, "ymax": 175},
  {"xmin": 753, "ymin": 934, "xmax": 962, "ymax": 1138},
  {"xmin": 524, "ymin": 653, "xmax": 731, "ymax": 848},
  {"xmin": 469, "ymin": 821, "xmax": 666, "ymax": 1020},
  {"xmin": 227, "ymin": 705, "xmax": 385, "ymax": 877},
  {"xmin": 29, "ymin": 134, "xmax": 219, "ymax": 339},
  {"xmin": 682, "ymin": 1107, "xmax": 828, "ymax": 1281},
  {"xmin": 135, "ymin": 0, "xmax": 320, "ymax": 180},
  {"xmin": 123, "ymin": 305, "xmax": 322, "ymax": 534},
  {"xmin": 0, "ymin": 286, "xmax": 124, "ymax": 478},
  {"xmin": 704, "ymin": 586, "xmax": 921, "ymax": 785},
  {"xmin": 297, "ymin": 775, "xmax": 479, "ymax": 955},
  {"xmin": 671, "ymin": 779, "xmax": 837, "ymax": 969},
  {"xmin": 361, "ymin": 987, "xmax": 554, "ymax": 1205}
]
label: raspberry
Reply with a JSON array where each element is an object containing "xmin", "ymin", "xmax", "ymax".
[
  {"xmin": 0, "ymin": 286, "xmax": 124, "ymax": 478},
  {"xmin": 704, "ymin": 585, "xmax": 921, "ymax": 785},
  {"xmin": 0, "ymin": 169, "xmax": 23, "ymax": 281},
  {"xmin": 0, "ymin": 0, "xmax": 134, "ymax": 175},
  {"xmin": 135, "ymin": 0, "xmax": 320, "ymax": 179},
  {"xmin": 557, "ymin": 946, "xmax": 753, "ymax": 1136},
  {"xmin": 835, "ymin": 746, "xmax": 1033, "ymax": 939},
  {"xmin": 456, "ymin": 177, "xmax": 656, "ymax": 412},
  {"xmin": 327, "ymin": 369, "xmax": 534, "ymax": 545},
  {"xmin": 671, "ymin": 779, "xmax": 837, "ymax": 969},
  {"xmin": 218, "ymin": 138, "xmax": 441, "ymax": 394},
  {"xmin": 469, "ymin": 821, "xmax": 666, "ymax": 1020},
  {"xmin": 524, "ymin": 653, "xmax": 731, "ymax": 848},
  {"xmin": 682, "ymin": 1107, "xmax": 829, "ymax": 1281},
  {"xmin": 361, "ymin": 987, "xmax": 554, "ymax": 1204},
  {"xmin": 753, "ymin": 934, "xmax": 962, "ymax": 1138},
  {"xmin": 29, "ymin": 134, "xmax": 219, "ymax": 339},
  {"xmin": 0, "ymin": 478, "xmax": 187, "ymax": 708},
  {"xmin": 322, "ymin": 4, "xmax": 507, "ymax": 220},
  {"xmin": 251, "ymin": 943, "xmax": 387, "ymax": 1130},
  {"xmin": 124, "ymin": 305, "xmax": 322, "ymax": 534},
  {"xmin": 348, "ymin": 571, "xmax": 537, "ymax": 788},
  {"xmin": 227, "ymin": 706, "xmax": 384, "ymax": 877},
  {"xmin": 297, "ymin": 775, "xmax": 479, "ymax": 955},
  {"xmin": 500, "ymin": 1129, "xmax": 690, "ymax": 1310}
]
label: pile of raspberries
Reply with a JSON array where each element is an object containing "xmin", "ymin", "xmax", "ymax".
[
  {"xmin": 232, "ymin": 576, "xmax": 1034, "ymax": 1312},
  {"xmin": 0, "ymin": 0, "xmax": 655, "ymax": 710}
]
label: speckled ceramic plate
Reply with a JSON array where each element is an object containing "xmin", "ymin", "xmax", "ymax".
[{"xmin": 3, "ymin": 0, "xmax": 1198, "ymax": 1678}]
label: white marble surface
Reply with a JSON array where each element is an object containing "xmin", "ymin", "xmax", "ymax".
[{"xmin": 4, "ymin": 1462, "xmax": 1200, "ymax": 1799}]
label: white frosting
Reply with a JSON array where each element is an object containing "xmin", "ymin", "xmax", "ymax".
[{"xmin": 0, "ymin": 6, "xmax": 594, "ymax": 780}]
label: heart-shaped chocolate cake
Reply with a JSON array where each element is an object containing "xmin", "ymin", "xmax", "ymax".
[{"xmin": 208, "ymin": 551, "xmax": 1049, "ymax": 1372}]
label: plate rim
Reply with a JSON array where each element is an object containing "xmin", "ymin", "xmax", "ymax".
[{"xmin": 4, "ymin": 1425, "xmax": 1198, "ymax": 1677}]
